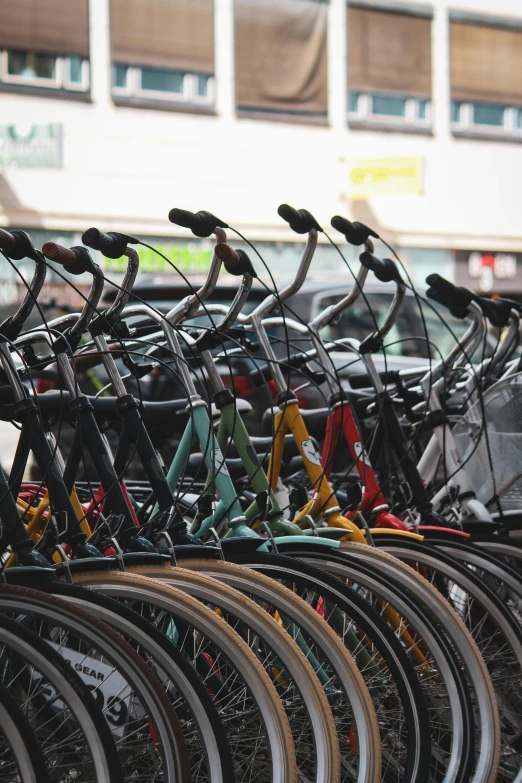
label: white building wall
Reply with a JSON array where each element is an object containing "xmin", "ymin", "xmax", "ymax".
[{"xmin": 1, "ymin": 0, "xmax": 522, "ymax": 261}]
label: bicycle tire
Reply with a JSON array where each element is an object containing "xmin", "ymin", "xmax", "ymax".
[
  {"xmin": 0, "ymin": 607, "xmax": 123, "ymax": 782},
  {"xmin": 366, "ymin": 537, "xmax": 518, "ymax": 783},
  {"xmin": 66, "ymin": 568, "xmax": 298, "ymax": 783},
  {"xmin": 126, "ymin": 563, "xmax": 341, "ymax": 783},
  {"xmin": 0, "ymin": 680, "xmax": 49, "ymax": 783},
  {"xmin": 182, "ymin": 550, "xmax": 433, "ymax": 783},
  {"xmin": 7, "ymin": 574, "xmax": 236, "ymax": 783},
  {"xmin": 271, "ymin": 541, "xmax": 499, "ymax": 783},
  {"xmin": 0, "ymin": 582, "xmax": 190, "ymax": 783},
  {"xmin": 131, "ymin": 559, "xmax": 382, "ymax": 783}
]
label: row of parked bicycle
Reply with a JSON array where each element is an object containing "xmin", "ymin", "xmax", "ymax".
[{"xmin": 0, "ymin": 204, "xmax": 520, "ymax": 783}]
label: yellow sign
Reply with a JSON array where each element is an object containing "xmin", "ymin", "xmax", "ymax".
[{"xmin": 346, "ymin": 156, "xmax": 423, "ymax": 199}]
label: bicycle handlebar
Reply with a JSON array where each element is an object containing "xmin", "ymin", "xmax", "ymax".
[
  {"xmin": 168, "ymin": 208, "xmax": 228, "ymax": 238},
  {"xmin": 474, "ymin": 296, "xmax": 520, "ymax": 328},
  {"xmin": 359, "ymin": 251, "xmax": 403, "ymax": 285},
  {"xmin": 425, "ymin": 274, "xmax": 473, "ymax": 318},
  {"xmin": 330, "ymin": 215, "xmax": 379, "ymax": 245},
  {"xmin": 0, "ymin": 231, "xmax": 47, "ymax": 338},
  {"xmin": 278, "ymin": 204, "xmax": 322, "ymax": 234},
  {"xmin": 42, "ymin": 242, "xmax": 99, "ymax": 276},
  {"xmin": 248, "ymin": 229, "xmax": 318, "ymax": 323},
  {"xmin": 214, "ymin": 244, "xmax": 257, "ymax": 278},
  {"xmin": 0, "ymin": 228, "xmax": 16, "ymax": 253},
  {"xmin": 0, "ymin": 228, "xmax": 41, "ymax": 263},
  {"xmin": 42, "ymin": 242, "xmax": 104, "ymax": 339},
  {"xmin": 310, "ymin": 263, "xmax": 370, "ymax": 333},
  {"xmin": 82, "ymin": 228, "xmax": 138, "ymax": 259}
]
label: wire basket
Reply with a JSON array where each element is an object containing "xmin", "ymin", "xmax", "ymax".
[{"xmin": 452, "ymin": 372, "xmax": 522, "ymax": 511}]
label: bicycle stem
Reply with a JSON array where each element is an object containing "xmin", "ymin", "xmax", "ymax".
[{"xmin": 166, "ymin": 226, "xmax": 227, "ymax": 325}]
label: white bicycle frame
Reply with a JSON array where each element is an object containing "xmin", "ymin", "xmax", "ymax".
[{"xmin": 416, "ymin": 302, "xmax": 495, "ymax": 521}]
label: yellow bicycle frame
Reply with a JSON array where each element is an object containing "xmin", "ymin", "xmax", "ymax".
[
  {"xmin": 266, "ymin": 399, "xmax": 427, "ymax": 664},
  {"xmin": 7, "ymin": 487, "xmax": 90, "ymax": 567}
]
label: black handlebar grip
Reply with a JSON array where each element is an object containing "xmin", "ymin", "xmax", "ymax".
[
  {"xmin": 425, "ymin": 274, "xmax": 459, "ymax": 299},
  {"xmin": 425, "ymin": 274, "xmax": 473, "ymax": 317},
  {"xmin": 286, "ymin": 351, "xmax": 308, "ymax": 369},
  {"xmin": 168, "ymin": 208, "xmax": 198, "ymax": 229},
  {"xmin": 331, "ymin": 216, "xmax": 379, "ymax": 245},
  {"xmin": 278, "ymin": 204, "xmax": 322, "ymax": 234},
  {"xmin": 349, "ymin": 370, "xmax": 401, "ymax": 389},
  {"xmin": 249, "ymin": 364, "xmax": 272, "ymax": 388},
  {"xmin": 228, "ymin": 248, "xmax": 257, "ymax": 279},
  {"xmin": 43, "ymin": 243, "xmax": 98, "ymax": 276},
  {"xmin": 359, "ymin": 251, "xmax": 402, "ymax": 284},
  {"xmin": 214, "ymin": 243, "xmax": 257, "ymax": 277},
  {"xmin": 82, "ymin": 228, "xmax": 138, "ymax": 259},
  {"xmin": 477, "ymin": 296, "xmax": 519, "ymax": 328},
  {"xmin": 168, "ymin": 208, "xmax": 228, "ymax": 238}
]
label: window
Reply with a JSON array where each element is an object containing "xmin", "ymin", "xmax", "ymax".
[
  {"xmin": 140, "ymin": 66, "xmax": 184, "ymax": 95},
  {"xmin": 348, "ymin": 92, "xmax": 430, "ymax": 126},
  {"xmin": 451, "ymin": 100, "xmax": 463, "ymax": 124},
  {"xmin": 235, "ymin": 0, "xmax": 328, "ymax": 117},
  {"xmin": 1, "ymin": 0, "xmax": 89, "ymax": 93},
  {"xmin": 113, "ymin": 63, "xmax": 129, "ymax": 90},
  {"xmin": 348, "ymin": 7, "xmax": 432, "ymax": 130},
  {"xmin": 473, "ymin": 103, "xmax": 505, "ymax": 127},
  {"xmin": 7, "ymin": 51, "xmax": 56, "ymax": 80},
  {"xmin": 112, "ymin": 62, "xmax": 214, "ymax": 104},
  {"xmin": 111, "ymin": 0, "xmax": 215, "ymax": 108},
  {"xmin": 371, "ymin": 94, "xmax": 407, "ymax": 118},
  {"xmin": 0, "ymin": 49, "xmax": 89, "ymax": 91},
  {"xmin": 450, "ymin": 19, "xmax": 522, "ymax": 138},
  {"xmin": 67, "ymin": 56, "xmax": 84, "ymax": 85},
  {"xmin": 451, "ymin": 99, "xmax": 522, "ymax": 135},
  {"xmin": 196, "ymin": 74, "xmax": 211, "ymax": 99},
  {"xmin": 349, "ymin": 92, "xmax": 360, "ymax": 113},
  {"xmin": 417, "ymin": 100, "xmax": 428, "ymax": 120}
]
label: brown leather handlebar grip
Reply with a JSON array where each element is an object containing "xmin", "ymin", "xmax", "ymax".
[
  {"xmin": 42, "ymin": 242, "xmax": 76, "ymax": 265},
  {"xmin": 214, "ymin": 242, "xmax": 240, "ymax": 268},
  {"xmin": 0, "ymin": 228, "xmax": 16, "ymax": 252}
]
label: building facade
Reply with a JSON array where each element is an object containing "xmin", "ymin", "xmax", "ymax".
[{"xmin": 1, "ymin": 0, "xmax": 522, "ymax": 295}]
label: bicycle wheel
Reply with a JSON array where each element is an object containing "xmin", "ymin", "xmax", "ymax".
[
  {"xmin": 0, "ymin": 680, "xmax": 48, "ymax": 783},
  {"xmin": 367, "ymin": 537, "xmax": 518, "ymax": 783},
  {"xmin": 272, "ymin": 541, "xmax": 500, "ymax": 783},
  {"xmin": 474, "ymin": 538, "xmax": 522, "ymax": 577},
  {"xmin": 130, "ymin": 563, "xmax": 340, "ymax": 783},
  {"xmin": 0, "ymin": 582, "xmax": 190, "ymax": 783},
  {"xmin": 130, "ymin": 560, "xmax": 382, "ymax": 783},
  {"xmin": 181, "ymin": 549, "xmax": 432, "ymax": 783},
  {"xmin": 432, "ymin": 539, "xmax": 522, "ymax": 625},
  {"xmin": 0, "ymin": 610, "xmax": 122, "ymax": 782},
  {"xmin": 66, "ymin": 568, "xmax": 298, "ymax": 783},
  {"xmin": 6, "ymin": 574, "xmax": 235, "ymax": 783}
]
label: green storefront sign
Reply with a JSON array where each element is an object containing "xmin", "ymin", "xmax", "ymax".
[{"xmin": 103, "ymin": 243, "xmax": 213, "ymax": 274}]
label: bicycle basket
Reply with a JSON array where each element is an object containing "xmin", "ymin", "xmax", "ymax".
[{"xmin": 452, "ymin": 372, "xmax": 522, "ymax": 510}]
